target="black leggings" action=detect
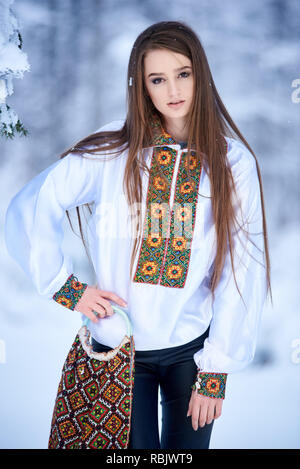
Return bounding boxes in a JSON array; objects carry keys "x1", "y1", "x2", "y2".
[{"x1": 92, "y1": 326, "x2": 213, "y2": 449}]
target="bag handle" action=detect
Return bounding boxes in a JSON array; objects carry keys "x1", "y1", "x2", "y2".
[{"x1": 82, "y1": 305, "x2": 133, "y2": 337}]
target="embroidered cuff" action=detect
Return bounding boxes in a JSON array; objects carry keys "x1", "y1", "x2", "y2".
[
  {"x1": 52, "y1": 273, "x2": 88, "y2": 311},
  {"x1": 191, "y1": 371, "x2": 228, "y2": 399}
]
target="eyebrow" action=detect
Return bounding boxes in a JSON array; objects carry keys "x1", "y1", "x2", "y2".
[{"x1": 147, "y1": 65, "x2": 192, "y2": 78}]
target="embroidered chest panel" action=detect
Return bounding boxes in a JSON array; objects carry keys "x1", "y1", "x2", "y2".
[{"x1": 133, "y1": 146, "x2": 202, "y2": 288}]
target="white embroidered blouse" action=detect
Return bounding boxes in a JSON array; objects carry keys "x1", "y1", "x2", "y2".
[{"x1": 4, "y1": 118, "x2": 268, "y2": 375}]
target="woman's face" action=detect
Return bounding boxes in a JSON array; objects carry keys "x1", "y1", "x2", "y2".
[{"x1": 143, "y1": 48, "x2": 194, "y2": 122}]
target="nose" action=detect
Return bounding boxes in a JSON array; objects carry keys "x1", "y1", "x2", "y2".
[{"x1": 167, "y1": 78, "x2": 180, "y2": 101}]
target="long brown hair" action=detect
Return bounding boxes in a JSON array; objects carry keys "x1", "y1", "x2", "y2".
[{"x1": 59, "y1": 20, "x2": 272, "y2": 307}]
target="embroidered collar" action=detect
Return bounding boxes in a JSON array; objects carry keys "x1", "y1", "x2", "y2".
[
  {"x1": 147, "y1": 113, "x2": 199, "y2": 152},
  {"x1": 148, "y1": 114, "x2": 227, "y2": 155},
  {"x1": 148, "y1": 113, "x2": 178, "y2": 147}
]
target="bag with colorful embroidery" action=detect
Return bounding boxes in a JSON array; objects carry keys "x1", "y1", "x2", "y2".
[{"x1": 48, "y1": 307, "x2": 135, "y2": 449}]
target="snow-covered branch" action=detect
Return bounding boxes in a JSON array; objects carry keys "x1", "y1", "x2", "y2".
[{"x1": 0, "y1": 0, "x2": 30, "y2": 138}]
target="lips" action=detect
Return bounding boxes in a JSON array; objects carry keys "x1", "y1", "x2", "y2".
[
  {"x1": 168, "y1": 100, "x2": 184, "y2": 104},
  {"x1": 167, "y1": 100, "x2": 185, "y2": 109}
]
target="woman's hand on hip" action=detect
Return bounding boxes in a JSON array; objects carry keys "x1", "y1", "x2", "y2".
[
  {"x1": 187, "y1": 390, "x2": 223, "y2": 431},
  {"x1": 74, "y1": 286, "x2": 127, "y2": 323}
]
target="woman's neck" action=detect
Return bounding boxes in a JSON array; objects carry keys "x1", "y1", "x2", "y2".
[{"x1": 162, "y1": 116, "x2": 189, "y2": 142}]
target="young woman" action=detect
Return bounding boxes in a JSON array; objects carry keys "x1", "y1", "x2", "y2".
[{"x1": 4, "y1": 21, "x2": 271, "y2": 449}]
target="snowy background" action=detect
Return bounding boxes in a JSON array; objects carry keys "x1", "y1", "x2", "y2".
[{"x1": 1, "y1": 0, "x2": 300, "y2": 449}]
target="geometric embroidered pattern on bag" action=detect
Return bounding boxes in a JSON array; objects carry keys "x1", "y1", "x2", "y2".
[{"x1": 48, "y1": 332, "x2": 135, "y2": 449}]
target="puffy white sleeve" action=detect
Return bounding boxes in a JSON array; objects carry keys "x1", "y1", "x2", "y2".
[
  {"x1": 193, "y1": 139, "x2": 268, "y2": 375},
  {"x1": 4, "y1": 151, "x2": 103, "y2": 299}
]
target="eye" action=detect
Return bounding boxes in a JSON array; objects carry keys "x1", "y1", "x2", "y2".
[
  {"x1": 150, "y1": 71, "x2": 191, "y2": 85},
  {"x1": 151, "y1": 77, "x2": 164, "y2": 85},
  {"x1": 179, "y1": 71, "x2": 191, "y2": 78}
]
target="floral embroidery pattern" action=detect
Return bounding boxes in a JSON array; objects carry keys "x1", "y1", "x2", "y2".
[
  {"x1": 133, "y1": 146, "x2": 202, "y2": 288},
  {"x1": 159, "y1": 151, "x2": 202, "y2": 288},
  {"x1": 133, "y1": 146, "x2": 177, "y2": 285},
  {"x1": 53, "y1": 274, "x2": 88, "y2": 310},
  {"x1": 191, "y1": 371, "x2": 227, "y2": 399},
  {"x1": 149, "y1": 113, "x2": 177, "y2": 146},
  {"x1": 133, "y1": 113, "x2": 230, "y2": 288}
]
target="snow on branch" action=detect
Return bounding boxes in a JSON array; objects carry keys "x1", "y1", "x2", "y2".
[{"x1": 0, "y1": 0, "x2": 30, "y2": 138}]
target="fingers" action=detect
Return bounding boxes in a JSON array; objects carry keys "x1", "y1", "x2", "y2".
[
  {"x1": 206, "y1": 400, "x2": 215, "y2": 425},
  {"x1": 186, "y1": 394, "x2": 193, "y2": 417},
  {"x1": 74, "y1": 286, "x2": 128, "y2": 320},
  {"x1": 97, "y1": 290, "x2": 127, "y2": 308},
  {"x1": 198, "y1": 399, "x2": 208, "y2": 429},
  {"x1": 188, "y1": 392, "x2": 223, "y2": 431},
  {"x1": 91, "y1": 289, "x2": 127, "y2": 317},
  {"x1": 189, "y1": 391, "x2": 203, "y2": 431},
  {"x1": 93, "y1": 298, "x2": 114, "y2": 317},
  {"x1": 214, "y1": 399, "x2": 223, "y2": 419},
  {"x1": 83, "y1": 308, "x2": 102, "y2": 324}
]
